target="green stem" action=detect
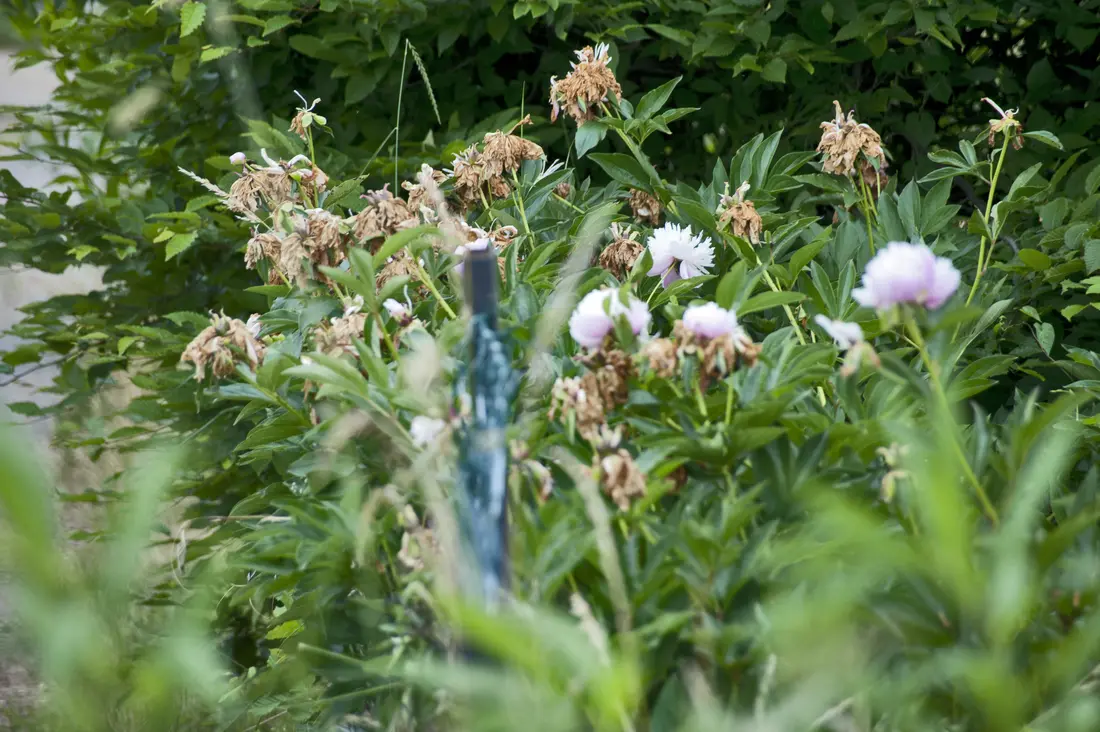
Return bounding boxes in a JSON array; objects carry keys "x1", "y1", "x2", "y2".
[
  {"x1": 965, "y1": 133, "x2": 1011, "y2": 305},
  {"x1": 394, "y1": 44, "x2": 409, "y2": 194},
  {"x1": 907, "y1": 319, "x2": 1000, "y2": 525},
  {"x1": 414, "y1": 260, "x2": 457, "y2": 319},
  {"x1": 511, "y1": 170, "x2": 532, "y2": 241},
  {"x1": 857, "y1": 174, "x2": 876, "y2": 254},
  {"x1": 376, "y1": 311, "x2": 400, "y2": 360},
  {"x1": 553, "y1": 193, "x2": 584, "y2": 213},
  {"x1": 694, "y1": 380, "x2": 708, "y2": 418},
  {"x1": 752, "y1": 251, "x2": 807, "y2": 346}
]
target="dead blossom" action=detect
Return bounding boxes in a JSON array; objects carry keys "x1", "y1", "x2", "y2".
[
  {"x1": 181, "y1": 313, "x2": 265, "y2": 381},
  {"x1": 816, "y1": 100, "x2": 886, "y2": 177},
  {"x1": 716, "y1": 181, "x2": 763, "y2": 245},
  {"x1": 599, "y1": 222, "x2": 644, "y2": 278},
  {"x1": 244, "y1": 231, "x2": 280, "y2": 269},
  {"x1": 629, "y1": 189, "x2": 662, "y2": 226},
  {"x1": 402, "y1": 165, "x2": 446, "y2": 213},
  {"x1": 577, "y1": 348, "x2": 634, "y2": 408},
  {"x1": 549, "y1": 43, "x2": 622, "y2": 126},
  {"x1": 672, "y1": 320, "x2": 761, "y2": 388},
  {"x1": 313, "y1": 312, "x2": 367, "y2": 357},
  {"x1": 549, "y1": 375, "x2": 607, "y2": 443},
  {"x1": 227, "y1": 168, "x2": 294, "y2": 214},
  {"x1": 376, "y1": 249, "x2": 421, "y2": 290},
  {"x1": 554, "y1": 181, "x2": 572, "y2": 198},
  {"x1": 983, "y1": 97, "x2": 1024, "y2": 149},
  {"x1": 446, "y1": 145, "x2": 487, "y2": 209},
  {"x1": 481, "y1": 116, "x2": 545, "y2": 182},
  {"x1": 599, "y1": 449, "x2": 647, "y2": 511},
  {"x1": 352, "y1": 185, "x2": 418, "y2": 246},
  {"x1": 640, "y1": 337, "x2": 678, "y2": 379}
]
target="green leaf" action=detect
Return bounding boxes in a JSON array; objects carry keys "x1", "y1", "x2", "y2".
[
  {"x1": 1036, "y1": 322, "x2": 1055, "y2": 355},
  {"x1": 180, "y1": 1, "x2": 206, "y2": 37},
  {"x1": 165, "y1": 232, "x2": 198, "y2": 260},
  {"x1": 199, "y1": 46, "x2": 235, "y2": 63},
  {"x1": 636, "y1": 77, "x2": 681, "y2": 120},
  {"x1": 761, "y1": 57, "x2": 787, "y2": 83},
  {"x1": 1084, "y1": 240, "x2": 1100, "y2": 274},
  {"x1": 788, "y1": 229, "x2": 829, "y2": 280},
  {"x1": 574, "y1": 122, "x2": 607, "y2": 158},
  {"x1": 262, "y1": 14, "x2": 295, "y2": 35},
  {"x1": 738, "y1": 290, "x2": 804, "y2": 316},
  {"x1": 589, "y1": 153, "x2": 654, "y2": 192},
  {"x1": 1017, "y1": 248, "x2": 1052, "y2": 271},
  {"x1": 1022, "y1": 130, "x2": 1063, "y2": 150},
  {"x1": 373, "y1": 225, "x2": 439, "y2": 267},
  {"x1": 647, "y1": 24, "x2": 693, "y2": 46}
]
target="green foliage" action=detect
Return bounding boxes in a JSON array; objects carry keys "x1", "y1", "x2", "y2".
[{"x1": 4, "y1": 0, "x2": 1100, "y2": 729}]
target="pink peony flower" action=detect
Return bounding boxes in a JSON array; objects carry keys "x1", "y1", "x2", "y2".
[
  {"x1": 813, "y1": 315, "x2": 863, "y2": 349},
  {"x1": 646, "y1": 223, "x2": 715, "y2": 288},
  {"x1": 852, "y1": 241, "x2": 960, "y2": 311},
  {"x1": 682, "y1": 302, "x2": 741, "y2": 339},
  {"x1": 569, "y1": 288, "x2": 651, "y2": 349}
]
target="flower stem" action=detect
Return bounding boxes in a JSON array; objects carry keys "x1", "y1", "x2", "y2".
[
  {"x1": 965, "y1": 133, "x2": 1012, "y2": 306},
  {"x1": 510, "y1": 170, "x2": 533, "y2": 241},
  {"x1": 376, "y1": 312, "x2": 400, "y2": 360},
  {"x1": 907, "y1": 319, "x2": 1000, "y2": 525},
  {"x1": 414, "y1": 260, "x2": 457, "y2": 319},
  {"x1": 857, "y1": 174, "x2": 876, "y2": 254}
]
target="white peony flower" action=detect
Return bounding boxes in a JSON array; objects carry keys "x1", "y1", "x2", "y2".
[
  {"x1": 645, "y1": 223, "x2": 715, "y2": 288},
  {"x1": 409, "y1": 416, "x2": 446, "y2": 447},
  {"x1": 814, "y1": 315, "x2": 864, "y2": 350}
]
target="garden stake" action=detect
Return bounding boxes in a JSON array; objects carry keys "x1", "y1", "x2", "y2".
[{"x1": 456, "y1": 245, "x2": 514, "y2": 623}]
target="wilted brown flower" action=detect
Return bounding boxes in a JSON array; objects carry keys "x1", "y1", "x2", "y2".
[
  {"x1": 629, "y1": 189, "x2": 661, "y2": 226},
  {"x1": 549, "y1": 43, "x2": 622, "y2": 126},
  {"x1": 275, "y1": 231, "x2": 311, "y2": 286},
  {"x1": 313, "y1": 312, "x2": 367, "y2": 357},
  {"x1": 549, "y1": 375, "x2": 607, "y2": 443},
  {"x1": 244, "y1": 230, "x2": 281, "y2": 269},
  {"x1": 402, "y1": 165, "x2": 447, "y2": 214},
  {"x1": 640, "y1": 337, "x2": 678, "y2": 378},
  {"x1": 554, "y1": 181, "x2": 572, "y2": 198},
  {"x1": 577, "y1": 348, "x2": 633, "y2": 409},
  {"x1": 445, "y1": 145, "x2": 489, "y2": 209},
  {"x1": 599, "y1": 449, "x2": 646, "y2": 511},
  {"x1": 673, "y1": 319, "x2": 761, "y2": 388},
  {"x1": 352, "y1": 185, "x2": 417, "y2": 247},
  {"x1": 817, "y1": 100, "x2": 886, "y2": 177},
  {"x1": 181, "y1": 312, "x2": 265, "y2": 381},
  {"x1": 598, "y1": 222, "x2": 644, "y2": 278},
  {"x1": 982, "y1": 97, "x2": 1024, "y2": 149},
  {"x1": 481, "y1": 115, "x2": 544, "y2": 184},
  {"x1": 376, "y1": 249, "x2": 421, "y2": 290},
  {"x1": 230, "y1": 168, "x2": 294, "y2": 214},
  {"x1": 716, "y1": 181, "x2": 763, "y2": 245}
]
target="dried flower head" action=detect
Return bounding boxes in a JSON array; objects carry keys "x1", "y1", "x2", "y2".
[
  {"x1": 716, "y1": 181, "x2": 763, "y2": 245},
  {"x1": 817, "y1": 100, "x2": 886, "y2": 177},
  {"x1": 599, "y1": 222, "x2": 644, "y2": 279},
  {"x1": 672, "y1": 313, "x2": 760, "y2": 387},
  {"x1": 555, "y1": 181, "x2": 572, "y2": 198},
  {"x1": 402, "y1": 164, "x2": 447, "y2": 213},
  {"x1": 549, "y1": 43, "x2": 622, "y2": 126},
  {"x1": 599, "y1": 449, "x2": 646, "y2": 511},
  {"x1": 549, "y1": 375, "x2": 607, "y2": 443},
  {"x1": 577, "y1": 348, "x2": 634, "y2": 411},
  {"x1": 376, "y1": 249, "x2": 421, "y2": 290},
  {"x1": 646, "y1": 223, "x2": 715, "y2": 288},
  {"x1": 629, "y1": 189, "x2": 662, "y2": 226},
  {"x1": 481, "y1": 115, "x2": 545, "y2": 190},
  {"x1": 313, "y1": 312, "x2": 367, "y2": 357},
  {"x1": 568, "y1": 288, "x2": 651, "y2": 350},
  {"x1": 352, "y1": 185, "x2": 417, "y2": 246},
  {"x1": 445, "y1": 145, "x2": 488, "y2": 209},
  {"x1": 276, "y1": 232, "x2": 310, "y2": 286},
  {"x1": 244, "y1": 230, "x2": 281, "y2": 269},
  {"x1": 181, "y1": 312, "x2": 266, "y2": 381},
  {"x1": 640, "y1": 337, "x2": 678, "y2": 378},
  {"x1": 852, "y1": 241, "x2": 960, "y2": 311},
  {"x1": 982, "y1": 97, "x2": 1024, "y2": 149}
]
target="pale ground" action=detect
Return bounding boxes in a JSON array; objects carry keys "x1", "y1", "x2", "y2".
[{"x1": 0, "y1": 47, "x2": 104, "y2": 726}]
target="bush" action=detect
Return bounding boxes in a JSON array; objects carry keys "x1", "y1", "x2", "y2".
[{"x1": 4, "y1": 1, "x2": 1100, "y2": 730}]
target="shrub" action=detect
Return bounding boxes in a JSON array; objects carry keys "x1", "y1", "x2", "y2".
[{"x1": 4, "y1": 2, "x2": 1100, "y2": 730}]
